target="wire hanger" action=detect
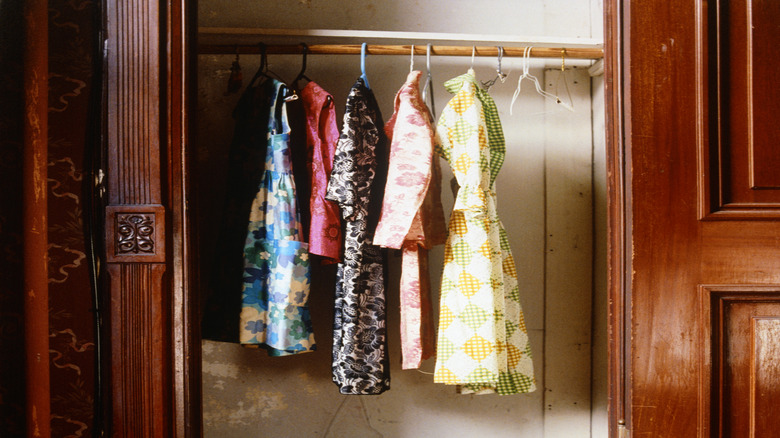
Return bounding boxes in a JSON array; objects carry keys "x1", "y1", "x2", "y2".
[
  {"x1": 469, "y1": 46, "x2": 476, "y2": 74},
  {"x1": 422, "y1": 43, "x2": 436, "y2": 117},
  {"x1": 481, "y1": 46, "x2": 508, "y2": 90},
  {"x1": 360, "y1": 42, "x2": 371, "y2": 89},
  {"x1": 510, "y1": 46, "x2": 572, "y2": 115}
]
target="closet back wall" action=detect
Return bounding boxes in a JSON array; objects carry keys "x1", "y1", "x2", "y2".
[{"x1": 195, "y1": 0, "x2": 606, "y2": 436}]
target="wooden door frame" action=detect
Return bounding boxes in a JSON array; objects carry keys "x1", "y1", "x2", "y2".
[
  {"x1": 102, "y1": 0, "x2": 199, "y2": 435},
  {"x1": 102, "y1": 1, "x2": 626, "y2": 436},
  {"x1": 603, "y1": 0, "x2": 629, "y2": 437}
]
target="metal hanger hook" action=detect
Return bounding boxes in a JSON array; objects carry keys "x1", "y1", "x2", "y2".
[
  {"x1": 410, "y1": 44, "x2": 415, "y2": 73},
  {"x1": 426, "y1": 43, "x2": 432, "y2": 72},
  {"x1": 561, "y1": 48, "x2": 566, "y2": 71},
  {"x1": 497, "y1": 46, "x2": 507, "y2": 82}
]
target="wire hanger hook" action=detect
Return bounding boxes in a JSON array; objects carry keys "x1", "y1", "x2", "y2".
[{"x1": 482, "y1": 46, "x2": 508, "y2": 90}]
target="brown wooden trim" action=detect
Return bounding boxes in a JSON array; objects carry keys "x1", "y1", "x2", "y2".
[
  {"x1": 104, "y1": 0, "x2": 172, "y2": 435},
  {"x1": 105, "y1": 0, "x2": 161, "y2": 207},
  {"x1": 695, "y1": 0, "x2": 714, "y2": 221},
  {"x1": 108, "y1": 263, "x2": 168, "y2": 436},
  {"x1": 22, "y1": 0, "x2": 50, "y2": 435},
  {"x1": 166, "y1": 0, "x2": 201, "y2": 436},
  {"x1": 604, "y1": 0, "x2": 627, "y2": 437}
]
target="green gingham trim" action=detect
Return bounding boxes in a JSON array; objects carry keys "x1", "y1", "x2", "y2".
[
  {"x1": 496, "y1": 370, "x2": 536, "y2": 395},
  {"x1": 461, "y1": 371, "x2": 536, "y2": 395},
  {"x1": 475, "y1": 84, "x2": 506, "y2": 187}
]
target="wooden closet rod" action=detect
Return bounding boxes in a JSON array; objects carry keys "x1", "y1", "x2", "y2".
[{"x1": 198, "y1": 44, "x2": 603, "y2": 59}]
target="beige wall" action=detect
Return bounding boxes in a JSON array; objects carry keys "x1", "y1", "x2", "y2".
[{"x1": 196, "y1": 1, "x2": 606, "y2": 436}]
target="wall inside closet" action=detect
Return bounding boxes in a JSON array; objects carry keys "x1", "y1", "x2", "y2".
[{"x1": 195, "y1": 0, "x2": 607, "y2": 437}]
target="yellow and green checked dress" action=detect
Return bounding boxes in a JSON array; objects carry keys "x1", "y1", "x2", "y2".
[{"x1": 433, "y1": 69, "x2": 536, "y2": 395}]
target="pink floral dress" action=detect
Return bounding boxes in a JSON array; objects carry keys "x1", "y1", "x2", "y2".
[
  {"x1": 300, "y1": 81, "x2": 342, "y2": 263},
  {"x1": 373, "y1": 70, "x2": 446, "y2": 369}
]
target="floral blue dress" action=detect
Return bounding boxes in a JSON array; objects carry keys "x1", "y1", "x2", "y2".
[{"x1": 239, "y1": 79, "x2": 315, "y2": 356}]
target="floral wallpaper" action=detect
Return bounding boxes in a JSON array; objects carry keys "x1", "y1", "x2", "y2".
[{"x1": 0, "y1": 0, "x2": 98, "y2": 436}]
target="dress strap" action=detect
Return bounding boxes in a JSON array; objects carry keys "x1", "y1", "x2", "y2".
[{"x1": 269, "y1": 80, "x2": 291, "y2": 136}]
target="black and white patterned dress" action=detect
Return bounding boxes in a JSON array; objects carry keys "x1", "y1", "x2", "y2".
[{"x1": 325, "y1": 78, "x2": 390, "y2": 394}]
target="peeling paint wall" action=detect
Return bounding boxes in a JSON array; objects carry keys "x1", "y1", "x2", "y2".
[{"x1": 197, "y1": 1, "x2": 606, "y2": 436}]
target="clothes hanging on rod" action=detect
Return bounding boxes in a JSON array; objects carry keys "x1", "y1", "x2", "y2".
[
  {"x1": 433, "y1": 69, "x2": 536, "y2": 395},
  {"x1": 325, "y1": 76, "x2": 391, "y2": 395},
  {"x1": 202, "y1": 40, "x2": 559, "y2": 394},
  {"x1": 239, "y1": 79, "x2": 316, "y2": 355},
  {"x1": 373, "y1": 69, "x2": 446, "y2": 370},
  {"x1": 299, "y1": 81, "x2": 342, "y2": 263},
  {"x1": 201, "y1": 65, "x2": 277, "y2": 344}
]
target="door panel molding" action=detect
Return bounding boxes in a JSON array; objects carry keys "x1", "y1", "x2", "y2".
[
  {"x1": 697, "y1": 0, "x2": 780, "y2": 220},
  {"x1": 698, "y1": 285, "x2": 780, "y2": 437}
]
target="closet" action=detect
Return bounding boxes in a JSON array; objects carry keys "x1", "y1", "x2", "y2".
[
  {"x1": 95, "y1": 0, "x2": 780, "y2": 436},
  {"x1": 193, "y1": 1, "x2": 606, "y2": 437}
]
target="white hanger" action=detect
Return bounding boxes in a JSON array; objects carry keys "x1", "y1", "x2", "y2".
[{"x1": 510, "y1": 46, "x2": 573, "y2": 115}]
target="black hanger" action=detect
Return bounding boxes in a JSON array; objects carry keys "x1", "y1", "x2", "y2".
[
  {"x1": 293, "y1": 43, "x2": 311, "y2": 86},
  {"x1": 248, "y1": 42, "x2": 268, "y2": 85},
  {"x1": 249, "y1": 42, "x2": 285, "y2": 86}
]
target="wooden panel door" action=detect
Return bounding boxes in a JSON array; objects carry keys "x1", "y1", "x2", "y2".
[{"x1": 608, "y1": 0, "x2": 780, "y2": 436}]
